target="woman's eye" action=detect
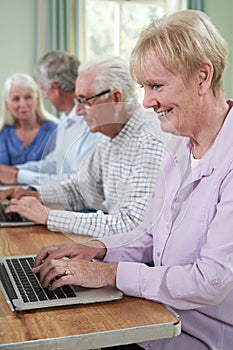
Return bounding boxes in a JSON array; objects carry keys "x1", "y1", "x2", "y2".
[{"x1": 152, "y1": 84, "x2": 163, "y2": 90}]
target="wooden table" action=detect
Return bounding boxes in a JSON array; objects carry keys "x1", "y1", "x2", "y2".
[{"x1": 0, "y1": 225, "x2": 181, "y2": 349}]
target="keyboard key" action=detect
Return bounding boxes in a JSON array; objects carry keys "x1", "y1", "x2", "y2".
[
  {"x1": 6, "y1": 257, "x2": 76, "y2": 303},
  {"x1": 0, "y1": 204, "x2": 24, "y2": 223}
]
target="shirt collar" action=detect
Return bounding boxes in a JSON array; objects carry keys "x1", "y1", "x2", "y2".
[
  {"x1": 175, "y1": 100, "x2": 233, "y2": 179},
  {"x1": 60, "y1": 105, "x2": 85, "y2": 128}
]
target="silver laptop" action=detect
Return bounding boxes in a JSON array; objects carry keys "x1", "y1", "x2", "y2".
[
  {"x1": 0, "y1": 254, "x2": 123, "y2": 311},
  {"x1": 0, "y1": 202, "x2": 36, "y2": 227}
]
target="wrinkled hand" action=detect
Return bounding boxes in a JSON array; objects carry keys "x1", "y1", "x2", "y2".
[
  {"x1": 0, "y1": 186, "x2": 38, "y2": 202},
  {"x1": 5, "y1": 196, "x2": 49, "y2": 224},
  {"x1": 34, "y1": 241, "x2": 107, "y2": 268},
  {"x1": 0, "y1": 164, "x2": 18, "y2": 184},
  {"x1": 32, "y1": 257, "x2": 117, "y2": 290}
]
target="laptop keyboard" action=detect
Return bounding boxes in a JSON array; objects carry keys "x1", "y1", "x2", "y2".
[
  {"x1": 0, "y1": 203, "x2": 25, "y2": 223},
  {"x1": 6, "y1": 257, "x2": 76, "y2": 303}
]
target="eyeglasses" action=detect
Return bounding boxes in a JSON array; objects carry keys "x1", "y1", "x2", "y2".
[{"x1": 74, "y1": 89, "x2": 111, "y2": 108}]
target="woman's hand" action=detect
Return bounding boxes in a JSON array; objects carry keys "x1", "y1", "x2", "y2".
[
  {"x1": 4, "y1": 196, "x2": 49, "y2": 224},
  {"x1": 34, "y1": 241, "x2": 107, "y2": 267},
  {"x1": 32, "y1": 257, "x2": 117, "y2": 290}
]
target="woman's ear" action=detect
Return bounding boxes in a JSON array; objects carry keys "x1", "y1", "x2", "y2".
[{"x1": 197, "y1": 62, "x2": 213, "y2": 95}]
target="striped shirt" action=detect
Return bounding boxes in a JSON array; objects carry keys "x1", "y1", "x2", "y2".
[{"x1": 39, "y1": 108, "x2": 167, "y2": 238}]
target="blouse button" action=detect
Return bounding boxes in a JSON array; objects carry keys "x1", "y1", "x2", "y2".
[{"x1": 211, "y1": 279, "x2": 219, "y2": 286}]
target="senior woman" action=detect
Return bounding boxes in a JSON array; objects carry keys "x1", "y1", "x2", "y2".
[
  {"x1": 0, "y1": 73, "x2": 58, "y2": 165},
  {"x1": 11, "y1": 10, "x2": 233, "y2": 349}
]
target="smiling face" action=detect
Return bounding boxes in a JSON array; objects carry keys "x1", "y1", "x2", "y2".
[
  {"x1": 6, "y1": 84, "x2": 38, "y2": 122},
  {"x1": 139, "y1": 55, "x2": 203, "y2": 138}
]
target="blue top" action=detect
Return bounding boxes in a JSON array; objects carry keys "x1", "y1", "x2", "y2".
[
  {"x1": 17, "y1": 108, "x2": 103, "y2": 185},
  {"x1": 0, "y1": 121, "x2": 57, "y2": 165}
]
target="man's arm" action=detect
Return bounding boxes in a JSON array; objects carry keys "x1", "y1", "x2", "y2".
[
  {"x1": 44, "y1": 136, "x2": 165, "y2": 237},
  {"x1": 0, "y1": 164, "x2": 18, "y2": 184}
]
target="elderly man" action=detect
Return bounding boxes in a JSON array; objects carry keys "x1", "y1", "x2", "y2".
[
  {"x1": 1, "y1": 56, "x2": 167, "y2": 238},
  {"x1": 0, "y1": 51, "x2": 101, "y2": 185}
]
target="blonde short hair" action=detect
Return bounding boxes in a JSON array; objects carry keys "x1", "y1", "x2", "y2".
[{"x1": 130, "y1": 10, "x2": 228, "y2": 96}]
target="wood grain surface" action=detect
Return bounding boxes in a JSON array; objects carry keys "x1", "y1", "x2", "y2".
[{"x1": 0, "y1": 225, "x2": 180, "y2": 349}]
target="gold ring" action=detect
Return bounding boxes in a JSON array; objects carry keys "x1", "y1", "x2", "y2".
[{"x1": 63, "y1": 268, "x2": 68, "y2": 276}]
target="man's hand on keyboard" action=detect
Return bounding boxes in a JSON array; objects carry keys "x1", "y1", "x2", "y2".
[
  {"x1": 4, "y1": 196, "x2": 49, "y2": 225},
  {"x1": 0, "y1": 186, "x2": 38, "y2": 202}
]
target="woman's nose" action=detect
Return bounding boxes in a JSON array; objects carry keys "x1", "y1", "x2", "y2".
[
  {"x1": 19, "y1": 98, "x2": 27, "y2": 106},
  {"x1": 142, "y1": 91, "x2": 158, "y2": 109}
]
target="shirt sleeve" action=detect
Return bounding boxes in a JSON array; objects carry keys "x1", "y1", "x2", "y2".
[
  {"x1": 17, "y1": 151, "x2": 57, "y2": 185},
  {"x1": 101, "y1": 168, "x2": 233, "y2": 311},
  {"x1": 17, "y1": 168, "x2": 61, "y2": 185},
  {"x1": 40, "y1": 135, "x2": 165, "y2": 237},
  {"x1": 16, "y1": 127, "x2": 102, "y2": 185}
]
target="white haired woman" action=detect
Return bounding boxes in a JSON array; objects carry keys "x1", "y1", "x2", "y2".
[{"x1": 0, "y1": 73, "x2": 58, "y2": 165}]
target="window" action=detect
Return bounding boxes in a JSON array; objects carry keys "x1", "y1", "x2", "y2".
[
  {"x1": 79, "y1": 0, "x2": 186, "y2": 62},
  {"x1": 78, "y1": 0, "x2": 186, "y2": 102}
]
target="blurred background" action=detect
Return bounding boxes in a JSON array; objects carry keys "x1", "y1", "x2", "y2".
[{"x1": 0, "y1": 0, "x2": 233, "y2": 112}]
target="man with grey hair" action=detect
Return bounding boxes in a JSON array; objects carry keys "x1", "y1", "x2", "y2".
[
  {"x1": 0, "y1": 51, "x2": 102, "y2": 185},
  {"x1": 2, "y1": 56, "x2": 167, "y2": 238}
]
